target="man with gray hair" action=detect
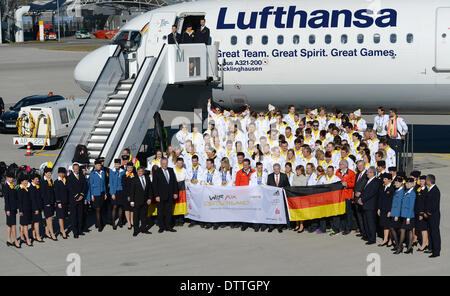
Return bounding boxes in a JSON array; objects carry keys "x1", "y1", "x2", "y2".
[
  {"x1": 266, "y1": 163, "x2": 290, "y2": 233},
  {"x1": 353, "y1": 160, "x2": 368, "y2": 238},
  {"x1": 356, "y1": 166, "x2": 380, "y2": 244}
]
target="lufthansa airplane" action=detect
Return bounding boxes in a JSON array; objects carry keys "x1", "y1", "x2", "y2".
[{"x1": 74, "y1": 0, "x2": 450, "y2": 114}]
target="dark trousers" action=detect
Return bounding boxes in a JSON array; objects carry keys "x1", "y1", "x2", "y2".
[
  {"x1": 354, "y1": 203, "x2": 366, "y2": 235},
  {"x1": 81, "y1": 202, "x2": 89, "y2": 231},
  {"x1": 157, "y1": 199, "x2": 174, "y2": 230},
  {"x1": 133, "y1": 203, "x2": 148, "y2": 232},
  {"x1": 363, "y1": 210, "x2": 377, "y2": 242},
  {"x1": 70, "y1": 203, "x2": 83, "y2": 236},
  {"x1": 102, "y1": 195, "x2": 112, "y2": 224},
  {"x1": 340, "y1": 199, "x2": 353, "y2": 231},
  {"x1": 428, "y1": 214, "x2": 441, "y2": 256},
  {"x1": 310, "y1": 218, "x2": 327, "y2": 232},
  {"x1": 389, "y1": 138, "x2": 404, "y2": 170}
]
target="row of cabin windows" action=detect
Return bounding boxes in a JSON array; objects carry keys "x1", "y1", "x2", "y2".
[{"x1": 232, "y1": 33, "x2": 414, "y2": 46}]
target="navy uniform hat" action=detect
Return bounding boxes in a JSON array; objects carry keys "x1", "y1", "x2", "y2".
[
  {"x1": 58, "y1": 167, "x2": 66, "y2": 174},
  {"x1": 376, "y1": 160, "x2": 386, "y2": 167},
  {"x1": 97, "y1": 157, "x2": 105, "y2": 162},
  {"x1": 30, "y1": 173, "x2": 40, "y2": 180},
  {"x1": 44, "y1": 167, "x2": 52, "y2": 174},
  {"x1": 410, "y1": 170, "x2": 421, "y2": 178},
  {"x1": 388, "y1": 166, "x2": 397, "y2": 172},
  {"x1": 394, "y1": 176, "x2": 404, "y2": 183},
  {"x1": 419, "y1": 175, "x2": 427, "y2": 180},
  {"x1": 397, "y1": 171, "x2": 406, "y2": 178},
  {"x1": 18, "y1": 175, "x2": 29, "y2": 183},
  {"x1": 114, "y1": 158, "x2": 121, "y2": 164},
  {"x1": 94, "y1": 160, "x2": 102, "y2": 165},
  {"x1": 126, "y1": 161, "x2": 134, "y2": 167},
  {"x1": 381, "y1": 173, "x2": 392, "y2": 180},
  {"x1": 6, "y1": 171, "x2": 15, "y2": 178},
  {"x1": 406, "y1": 177, "x2": 415, "y2": 183}
]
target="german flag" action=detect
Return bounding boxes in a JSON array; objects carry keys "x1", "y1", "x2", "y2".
[
  {"x1": 148, "y1": 181, "x2": 187, "y2": 216},
  {"x1": 285, "y1": 182, "x2": 345, "y2": 221}
]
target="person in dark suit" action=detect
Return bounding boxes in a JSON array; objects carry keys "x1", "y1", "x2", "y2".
[
  {"x1": 353, "y1": 160, "x2": 368, "y2": 238},
  {"x1": 167, "y1": 25, "x2": 181, "y2": 44},
  {"x1": 3, "y1": 171, "x2": 20, "y2": 248},
  {"x1": 424, "y1": 174, "x2": 441, "y2": 258},
  {"x1": 29, "y1": 174, "x2": 44, "y2": 243},
  {"x1": 153, "y1": 158, "x2": 178, "y2": 233},
  {"x1": 130, "y1": 166, "x2": 152, "y2": 236},
  {"x1": 357, "y1": 167, "x2": 380, "y2": 245},
  {"x1": 266, "y1": 163, "x2": 290, "y2": 233},
  {"x1": 67, "y1": 163, "x2": 86, "y2": 238},
  {"x1": 195, "y1": 18, "x2": 210, "y2": 44},
  {"x1": 18, "y1": 176, "x2": 33, "y2": 247},
  {"x1": 181, "y1": 24, "x2": 195, "y2": 43},
  {"x1": 54, "y1": 167, "x2": 69, "y2": 239},
  {"x1": 41, "y1": 167, "x2": 57, "y2": 241}
]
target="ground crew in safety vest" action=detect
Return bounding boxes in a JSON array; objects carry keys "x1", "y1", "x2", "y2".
[{"x1": 121, "y1": 148, "x2": 140, "y2": 171}]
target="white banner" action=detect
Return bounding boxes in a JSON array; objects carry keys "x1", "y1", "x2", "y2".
[{"x1": 186, "y1": 184, "x2": 287, "y2": 224}]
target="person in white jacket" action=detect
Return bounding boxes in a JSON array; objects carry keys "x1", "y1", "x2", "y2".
[{"x1": 250, "y1": 162, "x2": 268, "y2": 185}]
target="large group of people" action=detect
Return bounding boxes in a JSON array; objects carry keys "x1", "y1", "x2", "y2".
[{"x1": 1, "y1": 100, "x2": 441, "y2": 258}]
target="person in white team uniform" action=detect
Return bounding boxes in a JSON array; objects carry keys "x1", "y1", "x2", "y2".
[
  {"x1": 373, "y1": 106, "x2": 390, "y2": 138},
  {"x1": 352, "y1": 109, "x2": 367, "y2": 134},
  {"x1": 378, "y1": 138, "x2": 396, "y2": 169},
  {"x1": 200, "y1": 159, "x2": 221, "y2": 186},
  {"x1": 305, "y1": 163, "x2": 318, "y2": 186},
  {"x1": 250, "y1": 162, "x2": 268, "y2": 186},
  {"x1": 186, "y1": 155, "x2": 204, "y2": 186},
  {"x1": 175, "y1": 123, "x2": 190, "y2": 149},
  {"x1": 319, "y1": 166, "x2": 342, "y2": 185}
]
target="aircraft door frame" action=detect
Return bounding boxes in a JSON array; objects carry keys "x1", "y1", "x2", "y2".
[{"x1": 145, "y1": 11, "x2": 177, "y2": 57}]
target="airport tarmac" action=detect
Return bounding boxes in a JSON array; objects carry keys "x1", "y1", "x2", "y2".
[{"x1": 0, "y1": 41, "x2": 448, "y2": 275}]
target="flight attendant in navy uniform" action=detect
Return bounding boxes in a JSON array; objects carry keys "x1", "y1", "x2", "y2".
[
  {"x1": 121, "y1": 162, "x2": 136, "y2": 230},
  {"x1": 41, "y1": 167, "x2": 57, "y2": 241},
  {"x1": 18, "y1": 176, "x2": 33, "y2": 247},
  {"x1": 54, "y1": 167, "x2": 69, "y2": 239},
  {"x1": 110, "y1": 159, "x2": 126, "y2": 230},
  {"x1": 415, "y1": 175, "x2": 429, "y2": 251},
  {"x1": 67, "y1": 163, "x2": 86, "y2": 238},
  {"x1": 377, "y1": 173, "x2": 394, "y2": 247},
  {"x1": 90, "y1": 160, "x2": 107, "y2": 232},
  {"x1": 30, "y1": 174, "x2": 44, "y2": 243},
  {"x1": 3, "y1": 171, "x2": 20, "y2": 248}
]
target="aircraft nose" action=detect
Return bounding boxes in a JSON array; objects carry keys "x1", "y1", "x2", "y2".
[{"x1": 74, "y1": 45, "x2": 116, "y2": 93}]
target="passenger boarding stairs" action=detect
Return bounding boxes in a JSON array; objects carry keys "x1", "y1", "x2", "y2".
[
  {"x1": 52, "y1": 43, "x2": 219, "y2": 178},
  {"x1": 87, "y1": 78, "x2": 134, "y2": 162}
]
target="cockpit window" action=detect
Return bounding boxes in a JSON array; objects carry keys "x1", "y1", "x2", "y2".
[{"x1": 112, "y1": 30, "x2": 142, "y2": 52}]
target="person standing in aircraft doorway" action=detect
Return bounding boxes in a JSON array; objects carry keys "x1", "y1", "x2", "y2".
[
  {"x1": 195, "y1": 18, "x2": 210, "y2": 45},
  {"x1": 182, "y1": 24, "x2": 195, "y2": 43},
  {"x1": 167, "y1": 25, "x2": 181, "y2": 44}
]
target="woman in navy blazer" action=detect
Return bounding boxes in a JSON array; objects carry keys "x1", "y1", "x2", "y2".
[
  {"x1": 29, "y1": 174, "x2": 44, "y2": 243},
  {"x1": 3, "y1": 172, "x2": 20, "y2": 248},
  {"x1": 18, "y1": 176, "x2": 33, "y2": 247},
  {"x1": 391, "y1": 177, "x2": 417, "y2": 254},
  {"x1": 41, "y1": 167, "x2": 57, "y2": 241},
  {"x1": 54, "y1": 167, "x2": 69, "y2": 239}
]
